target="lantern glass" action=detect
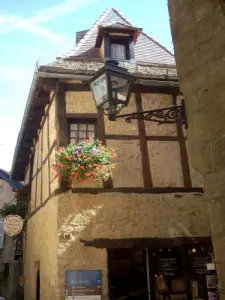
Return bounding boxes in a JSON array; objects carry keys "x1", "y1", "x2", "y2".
[
  {"x1": 111, "y1": 74, "x2": 130, "y2": 105},
  {"x1": 89, "y1": 61, "x2": 134, "y2": 118},
  {"x1": 90, "y1": 73, "x2": 108, "y2": 108}
]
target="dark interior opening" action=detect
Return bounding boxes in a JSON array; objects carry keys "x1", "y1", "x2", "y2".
[
  {"x1": 108, "y1": 244, "x2": 218, "y2": 300},
  {"x1": 108, "y1": 249, "x2": 148, "y2": 300},
  {"x1": 36, "y1": 269, "x2": 40, "y2": 300}
]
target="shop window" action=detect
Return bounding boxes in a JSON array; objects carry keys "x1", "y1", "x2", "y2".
[
  {"x1": 67, "y1": 120, "x2": 96, "y2": 144},
  {"x1": 149, "y1": 245, "x2": 217, "y2": 300}
]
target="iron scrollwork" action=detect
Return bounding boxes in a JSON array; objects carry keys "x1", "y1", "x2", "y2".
[{"x1": 114, "y1": 101, "x2": 188, "y2": 129}]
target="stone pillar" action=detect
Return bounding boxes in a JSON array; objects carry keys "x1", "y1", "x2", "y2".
[{"x1": 168, "y1": 0, "x2": 225, "y2": 298}]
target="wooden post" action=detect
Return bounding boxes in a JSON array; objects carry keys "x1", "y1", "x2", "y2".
[{"x1": 135, "y1": 92, "x2": 153, "y2": 187}]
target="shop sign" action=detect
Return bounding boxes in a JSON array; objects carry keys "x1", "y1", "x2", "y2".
[
  {"x1": 65, "y1": 270, "x2": 101, "y2": 300},
  {"x1": 3, "y1": 215, "x2": 23, "y2": 237}
]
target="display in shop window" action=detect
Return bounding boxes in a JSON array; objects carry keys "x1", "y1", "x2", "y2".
[{"x1": 206, "y1": 275, "x2": 217, "y2": 289}]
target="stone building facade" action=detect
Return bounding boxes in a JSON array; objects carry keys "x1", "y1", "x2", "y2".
[
  {"x1": 11, "y1": 7, "x2": 214, "y2": 300},
  {"x1": 168, "y1": 0, "x2": 225, "y2": 298},
  {"x1": 0, "y1": 169, "x2": 23, "y2": 300}
]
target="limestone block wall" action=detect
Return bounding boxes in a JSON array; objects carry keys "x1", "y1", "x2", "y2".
[
  {"x1": 57, "y1": 190, "x2": 210, "y2": 300},
  {"x1": 24, "y1": 196, "x2": 58, "y2": 300},
  {"x1": 168, "y1": 0, "x2": 225, "y2": 297}
]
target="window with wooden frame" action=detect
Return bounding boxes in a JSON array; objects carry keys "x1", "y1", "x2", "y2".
[
  {"x1": 109, "y1": 36, "x2": 130, "y2": 61},
  {"x1": 67, "y1": 119, "x2": 96, "y2": 144}
]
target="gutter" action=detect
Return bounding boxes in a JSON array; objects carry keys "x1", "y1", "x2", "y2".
[{"x1": 10, "y1": 70, "x2": 179, "y2": 180}]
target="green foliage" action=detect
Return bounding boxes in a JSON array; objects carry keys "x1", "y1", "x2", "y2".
[
  {"x1": 0, "y1": 186, "x2": 29, "y2": 231},
  {"x1": 52, "y1": 139, "x2": 118, "y2": 185},
  {"x1": 0, "y1": 273, "x2": 8, "y2": 287}
]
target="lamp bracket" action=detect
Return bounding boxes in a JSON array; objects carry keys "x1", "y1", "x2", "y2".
[{"x1": 111, "y1": 100, "x2": 188, "y2": 129}]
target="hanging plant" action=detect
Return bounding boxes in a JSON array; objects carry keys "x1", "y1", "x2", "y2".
[
  {"x1": 0, "y1": 185, "x2": 29, "y2": 232},
  {"x1": 52, "y1": 139, "x2": 118, "y2": 185}
]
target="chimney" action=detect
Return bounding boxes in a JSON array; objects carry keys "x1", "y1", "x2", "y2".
[{"x1": 76, "y1": 30, "x2": 88, "y2": 44}]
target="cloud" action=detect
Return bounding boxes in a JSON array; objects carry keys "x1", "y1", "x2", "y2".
[{"x1": 0, "y1": 0, "x2": 98, "y2": 41}]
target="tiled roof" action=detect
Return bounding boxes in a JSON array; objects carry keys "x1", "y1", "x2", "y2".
[{"x1": 43, "y1": 7, "x2": 175, "y2": 71}]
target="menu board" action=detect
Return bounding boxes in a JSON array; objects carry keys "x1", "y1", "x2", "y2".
[
  {"x1": 159, "y1": 257, "x2": 178, "y2": 276},
  {"x1": 191, "y1": 256, "x2": 211, "y2": 274},
  {"x1": 65, "y1": 270, "x2": 101, "y2": 300}
]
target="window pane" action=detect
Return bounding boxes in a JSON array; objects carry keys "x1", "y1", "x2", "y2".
[
  {"x1": 79, "y1": 131, "x2": 86, "y2": 139},
  {"x1": 70, "y1": 124, "x2": 78, "y2": 130},
  {"x1": 79, "y1": 124, "x2": 86, "y2": 131},
  {"x1": 88, "y1": 131, "x2": 95, "y2": 138},
  {"x1": 70, "y1": 131, "x2": 78, "y2": 138},
  {"x1": 87, "y1": 124, "x2": 95, "y2": 131},
  {"x1": 111, "y1": 43, "x2": 126, "y2": 60}
]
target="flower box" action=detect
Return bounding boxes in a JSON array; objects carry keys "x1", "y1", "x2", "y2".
[{"x1": 52, "y1": 139, "x2": 118, "y2": 187}]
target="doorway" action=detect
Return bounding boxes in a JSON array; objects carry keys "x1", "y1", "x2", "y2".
[
  {"x1": 36, "y1": 269, "x2": 40, "y2": 300},
  {"x1": 108, "y1": 249, "x2": 149, "y2": 300}
]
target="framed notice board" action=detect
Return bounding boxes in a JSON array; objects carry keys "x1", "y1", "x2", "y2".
[{"x1": 65, "y1": 270, "x2": 101, "y2": 299}]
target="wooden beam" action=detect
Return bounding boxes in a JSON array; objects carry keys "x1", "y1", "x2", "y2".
[
  {"x1": 97, "y1": 109, "x2": 113, "y2": 188},
  {"x1": 63, "y1": 83, "x2": 180, "y2": 95},
  {"x1": 173, "y1": 95, "x2": 192, "y2": 188},
  {"x1": 106, "y1": 134, "x2": 179, "y2": 141},
  {"x1": 55, "y1": 82, "x2": 68, "y2": 146},
  {"x1": 71, "y1": 187, "x2": 203, "y2": 194},
  {"x1": 134, "y1": 84, "x2": 180, "y2": 95},
  {"x1": 67, "y1": 113, "x2": 98, "y2": 119},
  {"x1": 34, "y1": 96, "x2": 50, "y2": 107},
  {"x1": 64, "y1": 83, "x2": 90, "y2": 92},
  {"x1": 135, "y1": 93, "x2": 153, "y2": 187},
  {"x1": 81, "y1": 236, "x2": 211, "y2": 249}
]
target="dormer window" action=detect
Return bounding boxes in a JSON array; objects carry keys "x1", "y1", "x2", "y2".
[
  {"x1": 110, "y1": 37, "x2": 130, "y2": 60},
  {"x1": 95, "y1": 23, "x2": 142, "y2": 62}
]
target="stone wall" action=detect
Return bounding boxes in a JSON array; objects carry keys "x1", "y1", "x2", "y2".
[
  {"x1": 168, "y1": 0, "x2": 225, "y2": 297},
  {"x1": 24, "y1": 196, "x2": 58, "y2": 300},
  {"x1": 57, "y1": 190, "x2": 210, "y2": 300}
]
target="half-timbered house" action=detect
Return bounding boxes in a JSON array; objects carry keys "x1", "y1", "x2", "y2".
[{"x1": 10, "y1": 8, "x2": 215, "y2": 300}]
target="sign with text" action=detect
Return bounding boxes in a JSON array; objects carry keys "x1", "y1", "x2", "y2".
[
  {"x1": 65, "y1": 270, "x2": 101, "y2": 300},
  {"x1": 3, "y1": 215, "x2": 23, "y2": 237}
]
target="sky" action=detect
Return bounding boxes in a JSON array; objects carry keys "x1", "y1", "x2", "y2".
[{"x1": 0, "y1": 0, "x2": 173, "y2": 172}]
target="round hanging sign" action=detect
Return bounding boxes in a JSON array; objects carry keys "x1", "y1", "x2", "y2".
[{"x1": 3, "y1": 215, "x2": 24, "y2": 237}]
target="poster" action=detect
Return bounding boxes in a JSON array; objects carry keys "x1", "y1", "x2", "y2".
[
  {"x1": 65, "y1": 270, "x2": 101, "y2": 300},
  {"x1": 206, "y1": 275, "x2": 217, "y2": 289}
]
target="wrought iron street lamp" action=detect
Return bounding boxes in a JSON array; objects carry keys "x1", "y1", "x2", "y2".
[{"x1": 89, "y1": 60, "x2": 187, "y2": 128}]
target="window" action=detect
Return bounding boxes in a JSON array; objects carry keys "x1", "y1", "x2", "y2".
[
  {"x1": 108, "y1": 36, "x2": 131, "y2": 61},
  {"x1": 68, "y1": 121, "x2": 96, "y2": 144},
  {"x1": 111, "y1": 43, "x2": 127, "y2": 60}
]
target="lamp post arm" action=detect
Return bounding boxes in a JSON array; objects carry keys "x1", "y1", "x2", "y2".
[{"x1": 111, "y1": 100, "x2": 188, "y2": 129}]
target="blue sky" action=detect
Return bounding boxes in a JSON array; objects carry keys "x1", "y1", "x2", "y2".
[{"x1": 0, "y1": 0, "x2": 173, "y2": 172}]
